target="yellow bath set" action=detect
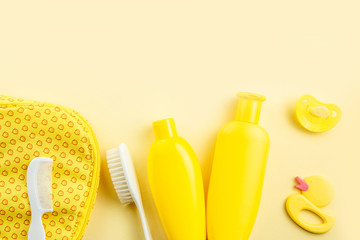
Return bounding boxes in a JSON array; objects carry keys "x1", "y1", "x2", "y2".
[
  {"x1": 0, "y1": 95, "x2": 100, "y2": 240},
  {"x1": 286, "y1": 176, "x2": 335, "y2": 234}
]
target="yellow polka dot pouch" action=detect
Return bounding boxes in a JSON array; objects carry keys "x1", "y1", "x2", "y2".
[{"x1": 0, "y1": 95, "x2": 100, "y2": 240}]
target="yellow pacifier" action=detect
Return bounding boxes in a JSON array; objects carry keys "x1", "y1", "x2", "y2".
[
  {"x1": 286, "y1": 176, "x2": 335, "y2": 234},
  {"x1": 296, "y1": 95, "x2": 341, "y2": 132}
]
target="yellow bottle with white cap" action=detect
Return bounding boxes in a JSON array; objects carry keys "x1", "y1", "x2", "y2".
[
  {"x1": 207, "y1": 92, "x2": 270, "y2": 240},
  {"x1": 147, "y1": 118, "x2": 206, "y2": 240}
]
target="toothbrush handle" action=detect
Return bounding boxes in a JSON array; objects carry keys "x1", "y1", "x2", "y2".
[
  {"x1": 137, "y1": 203, "x2": 152, "y2": 240},
  {"x1": 28, "y1": 211, "x2": 45, "y2": 240}
]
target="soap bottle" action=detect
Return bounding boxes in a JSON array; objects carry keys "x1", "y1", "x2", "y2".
[
  {"x1": 147, "y1": 118, "x2": 206, "y2": 240},
  {"x1": 207, "y1": 92, "x2": 270, "y2": 240}
]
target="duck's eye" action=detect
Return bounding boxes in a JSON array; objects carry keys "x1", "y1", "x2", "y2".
[{"x1": 296, "y1": 95, "x2": 341, "y2": 132}]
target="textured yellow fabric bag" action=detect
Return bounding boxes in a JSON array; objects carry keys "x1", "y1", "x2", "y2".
[{"x1": 0, "y1": 95, "x2": 100, "y2": 240}]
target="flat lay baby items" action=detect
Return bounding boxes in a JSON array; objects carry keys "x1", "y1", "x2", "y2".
[
  {"x1": 147, "y1": 118, "x2": 206, "y2": 240},
  {"x1": 27, "y1": 157, "x2": 53, "y2": 240},
  {"x1": 0, "y1": 92, "x2": 342, "y2": 239},
  {"x1": 296, "y1": 95, "x2": 342, "y2": 132},
  {"x1": 207, "y1": 92, "x2": 270, "y2": 240},
  {"x1": 106, "y1": 143, "x2": 152, "y2": 240},
  {"x1": 0, "y1": 95, "x2": 100, "y2": 240},
  {"x1": 286, "y1": 176, "x2": 335, "y2": 234}
]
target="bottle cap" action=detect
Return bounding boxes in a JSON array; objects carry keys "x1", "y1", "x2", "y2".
[
  {"x1": 153, "y1": 118, "x2": 178, "y2": 140},
  {"x1": 235, "y1": 92, "x2": 266, "y2": 124}
]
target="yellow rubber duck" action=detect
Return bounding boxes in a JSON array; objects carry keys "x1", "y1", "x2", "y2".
[{"x1": 286, "y1": 176, "x2": 335, "y2": 234}]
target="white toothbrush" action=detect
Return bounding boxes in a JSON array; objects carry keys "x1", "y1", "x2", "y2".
[
  {"x1": 106, "y1": 143, "x2": 152, "y2": 240},
  {"x1": 27, "y1": 157, "x2": 53, "y2": 240}
]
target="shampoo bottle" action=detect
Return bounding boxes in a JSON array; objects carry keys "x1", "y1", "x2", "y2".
[
  {"x1": 147, "y1": 118, "x2": 206, "y2": 240},
  {"x1": 207, "y1": 92, "x2": 270, "y2": 240}
]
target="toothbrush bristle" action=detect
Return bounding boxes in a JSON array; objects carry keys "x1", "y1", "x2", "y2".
[{"x1": 106, "y1": 148, "x2": 133, "y2": 205}]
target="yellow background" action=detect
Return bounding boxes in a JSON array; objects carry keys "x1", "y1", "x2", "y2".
[{"x1": 1, "y1": 1, "x2": 359, "y2": 239}]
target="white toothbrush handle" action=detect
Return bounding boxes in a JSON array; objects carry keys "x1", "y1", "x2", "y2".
[
  {"x1": 28, "y1": 211, "x2": 45, "y2": 240},
  {"x1": 137, "y1": 202, "x2": 152, "y2": 240}
]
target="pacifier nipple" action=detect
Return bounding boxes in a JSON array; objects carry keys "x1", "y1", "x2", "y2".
[{"x1": 310, "y1": 106, "x2": 330, "y2": 119}]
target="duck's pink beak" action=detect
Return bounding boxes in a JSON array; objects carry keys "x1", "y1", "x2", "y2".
[{"x1": 295, "y1": 176, "x2": 309, "y2": 191}]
